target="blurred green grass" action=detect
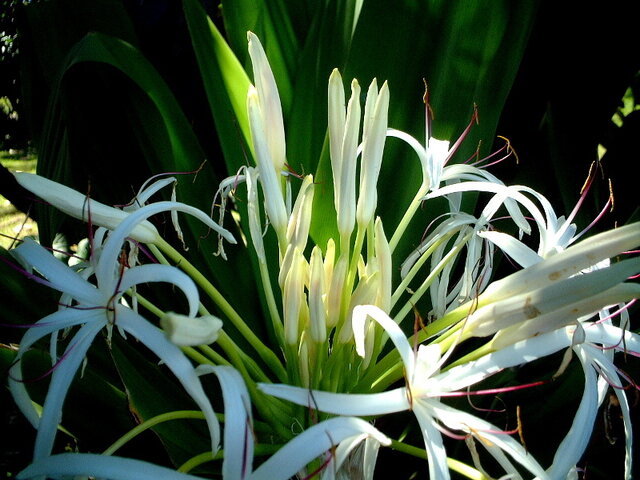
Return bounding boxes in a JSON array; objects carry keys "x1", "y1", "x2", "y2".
[{"x1": 1, "y1": 151, "x2": 38, "y2": 249}]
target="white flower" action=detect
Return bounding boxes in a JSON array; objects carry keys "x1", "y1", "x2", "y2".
[
  {"x1": 260, "y1": 305, "x2": 549, "y2": 480},
  {"x1": 9, "y1": 204, "x2": 223, "y2": 460}
]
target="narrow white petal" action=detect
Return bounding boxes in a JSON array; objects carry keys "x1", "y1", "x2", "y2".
[
  {"x1": 437, "y1": 327, "x2": 574, "y2": 392},
  {"x1": 14, "y1": 238, "x2": 103, "y2": 305},
  {"x1": 17, "y1": 453, "x2": 204, "y2": 480},
  {"x1": 258, "y1": 383, "x2": 409, "y2": 416},
  {"x1": 432, "y1": 402, "x2": 549, "y2": 479},
  {"x1": 116, "y1": 309, "x2": 220, "y2": 453},
  {"x1": 546, "y1": 347, "x2": 599, "y2": 479},
  {"x1": 412, "y1": 403, "x2": 450, "y2": 480},
  {"x1": 125, "y1": 177, "x2": 177, "y2": 209},
  {"x1": 96, "y1": 200, "x2": 235, "y2": 293},
  {"x1": 477, "y1": 230, "x2": 541, "y2": 268},
  {"x1": 119, "y1": 264, "x2": 200, "y2": 317},
  {"x1": 9, "y1": 309, "x2": 105, "y2": 429},
  {"x1": 34, "y1": 321, "x2": 104, "y2": 460},
  {"x1": 583, "y1": 323, "x2": 640, "y2": 354},
  {"x1": 197, "y1": 365, "x2": 254, "y2": 480}
]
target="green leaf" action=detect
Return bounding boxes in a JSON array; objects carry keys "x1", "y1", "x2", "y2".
[{"x1": 183, "y1": 0, "x2": 252, "y2": 175}]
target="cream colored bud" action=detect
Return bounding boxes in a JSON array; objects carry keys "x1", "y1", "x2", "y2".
[
  {"x1": 247, "y1": 87, "x2": 288, "y2": 241},
  {"x1": 286, "y1": 174, "x2": 315, "y2": 250},
  {"x1": 161, "y1": 312, "x2": 223, "y2": 346},
  {"x1": 308, "y1": 246, "x2": 327, "y2": 343},
  {"x1": 283, "y1": 248, "x2": 307, "y2": 345},
  {"x1": 247, "y1": 32, "x2": 286, "y2": 173},
  {"x1": 357, "y1": 81, "x2": 389, "y2": 228},
  {"x1": 374, "y1": 218, "x2": 392, "y2": 312}
]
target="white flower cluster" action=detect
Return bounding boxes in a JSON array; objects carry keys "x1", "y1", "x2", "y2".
[{"x1": 10, "y1": 32, "x2": 640, "y2": 480}]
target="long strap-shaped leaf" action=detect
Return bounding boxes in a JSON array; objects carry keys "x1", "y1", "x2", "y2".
[{"x1": 183, "y1": 0, "x2": 252, "y2": 175}]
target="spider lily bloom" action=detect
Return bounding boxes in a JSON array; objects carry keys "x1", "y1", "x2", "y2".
[
  {"x1": 260, "y1": 305, "x2": 549, "y2": 480},
  {"x1": 13, "y1": 172, "x2": 235, "y2": 248},
  {"x1": 9, "y1": 204, "x2": 223, "y2": 460},
  {"x1": 17, "y1": 415, "x2": 390, "y2": 480},
  {"x1": 444, "y1": 320, "x2": 640, "y2": 480}
]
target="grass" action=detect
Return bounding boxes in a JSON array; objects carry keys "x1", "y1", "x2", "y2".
[{"x1": 1, "y1": 150, "x2": 38, "y2": 249}]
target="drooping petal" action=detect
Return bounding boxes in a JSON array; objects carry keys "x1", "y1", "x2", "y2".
[
  {"x1": 13, "y1": 238, "x2": 103, "y2": 305},
  {"x1": 546, "y1": 347, "x2": 599, "y2": 480},
  {"x1": 477, "y1": 230, "x2": 541, "y2": 268},
  {"x1": 249, "y1": 417, "x2": 390, "y2": 480},
  {"x1": 96, "y1": 201, "x2": 235, "y2": 293},
  {"x1": 17, "y1": 453, "x2": 204, "y2": 480},
  {"x1": 34, "y1": 321, "x2": 104, "y2": 460},
  {"x1": 115, "y1": 308, "x2": 221, "y2": 453},
  {"x1": 412, "y1": 403, "x2": 450, "y2": 480},
  {"x1": 582, "y1": 344, "x2": 634, "y2": 479},
  {"x1": 9, "y1": 308, "x2": 105, "y2": 429},
  {"x1": 119, "y1": 263, "x2": 200, "y2": 317},
  {"x1": 320, "y1": 433, "x2": 383, "y2": 480},
  {"x1": 197, "y1": 365, "x2": 254, "y2": 480},
  {"x1": 432, "y1": 402, "x2": 549, "y2": 480}
]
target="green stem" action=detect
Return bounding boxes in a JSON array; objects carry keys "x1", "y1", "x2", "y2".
[
  {"x1": 177, "y1": 444, "x2": 282, "y2": 473},
  {"x1": 258, "y1": 258, "x2": 285, "y2": 346},
  {"x1": 152, "y1": 239, "x2": 286, "y2": 382},
  {"x1": 389, "y1": 184, "x2": 429, "y2": 253},
  {"x1": 394, "y1": 232, "x2": 472, "y2": 326},
  {"x1": 390, "y1": 230, "x2": 456, "y2": 309},
  {"x1": 103, "y1": 410, "x2": 208, "y2": 455}
]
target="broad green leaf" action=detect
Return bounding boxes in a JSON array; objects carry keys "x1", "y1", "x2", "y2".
[{"x1": 183, "y1": 0, "x2": 253, "y2": 176}]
